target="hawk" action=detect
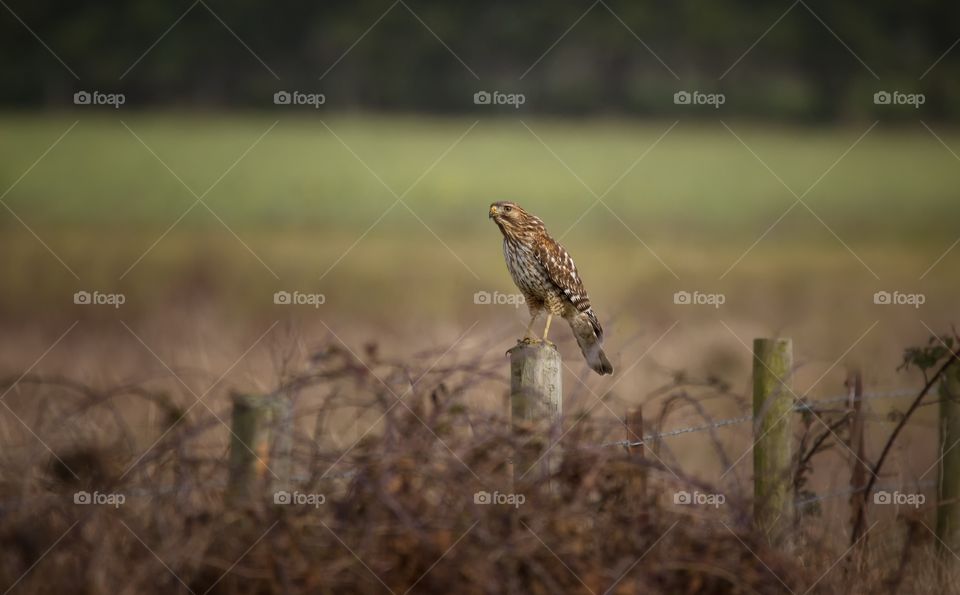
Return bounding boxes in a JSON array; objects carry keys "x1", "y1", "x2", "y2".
[{"x1": 489, "y1": 201, "x2": 613, "y2": 375}]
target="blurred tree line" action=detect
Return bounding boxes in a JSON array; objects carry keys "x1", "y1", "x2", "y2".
[{"x1": 2, "y1": 0, "x2": 958, "y2": 119}]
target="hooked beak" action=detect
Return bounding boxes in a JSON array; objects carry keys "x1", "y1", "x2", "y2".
[{"x1": 489, "y1": 205, "x2": 498, "y2": 219}]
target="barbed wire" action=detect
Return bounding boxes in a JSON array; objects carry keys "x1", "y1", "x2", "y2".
[
  {"x1": 793, "y1": 389, "x2": 920, "y2": 411},
  {"x1": 0, "y1": 388, "x2": 935, "y2": 506},
  {"x1": 598, "y1": 414, "x2": 754, "y2": 447},
  {"x1": 600, "y1": 388, "x2": 923, "y2": 449}
]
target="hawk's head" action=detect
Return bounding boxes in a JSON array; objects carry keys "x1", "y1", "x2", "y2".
[{"x1": 489, "y1": 201, "x2": 543, "y2": 240}]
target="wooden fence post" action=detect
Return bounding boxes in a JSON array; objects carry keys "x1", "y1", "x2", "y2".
[
  {"x1": 847, "y1": 370, "x2": 868, "y2": 547},
  {"x1": 937, "y1": 364, "x2": 960, "y2": 554},
  {"x1": 626, "y1": 406, "x2": 647, "y2": 498},
  {"x1": 752, "y1": 338, "x2": 794, "y2": 544},
  {"x1": 509, "y1": 342, "x2": 562, "y2": 486},
  {"x1": 226, "y1": 393, "x2": 272, "y2": 503},
  {"x1": 269, "y1": 392, "x2": 294, "y2": 495}
]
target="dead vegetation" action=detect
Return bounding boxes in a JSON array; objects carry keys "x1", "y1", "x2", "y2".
[{"x1": 0, "y1": 337, "x2": 957, "y2": 594}]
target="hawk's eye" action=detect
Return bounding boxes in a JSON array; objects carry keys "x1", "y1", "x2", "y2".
[{"x1": 504, "y1": 206, "x2": 512, "y2": 213}]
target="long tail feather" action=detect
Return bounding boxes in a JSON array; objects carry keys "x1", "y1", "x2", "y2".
[{"x1": 568, "y1": 309, "x2": 613, "y2": 375}]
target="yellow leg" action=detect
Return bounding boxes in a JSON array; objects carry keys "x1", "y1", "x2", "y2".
[
  {"x1": 524, "y1": 315, "x2": 537, "y2": 340},
  {"x1": 542, "y1": 313, "x2": 553, "y2": 340},
  {"x1": 519, "y1": 311, "x2": 541, "y2": 345}
]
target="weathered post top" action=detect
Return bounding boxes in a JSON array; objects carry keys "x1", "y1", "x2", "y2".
[
  {"x1": 509, "y1": 341, "x2": 562, "y2": 422},
  {"x1": 508, "y1": 341, "x2": 562, "y2": 486}
]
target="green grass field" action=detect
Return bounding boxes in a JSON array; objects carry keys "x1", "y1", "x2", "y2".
[
  {"x1": 2, "y1": 113, "x2": 957, "y2": 358},
  {"x1": 2, "y1": 112, "x2": 958, "y2": 235}
]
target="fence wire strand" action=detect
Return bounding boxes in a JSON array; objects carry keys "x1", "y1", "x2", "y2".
[{"x1": 601, "y1": 388, "x2": 922, "y2": 449}]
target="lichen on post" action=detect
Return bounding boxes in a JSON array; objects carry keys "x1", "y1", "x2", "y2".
[{"x1": 752, "y1": 338, "x2": 794, "y2": 544}]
